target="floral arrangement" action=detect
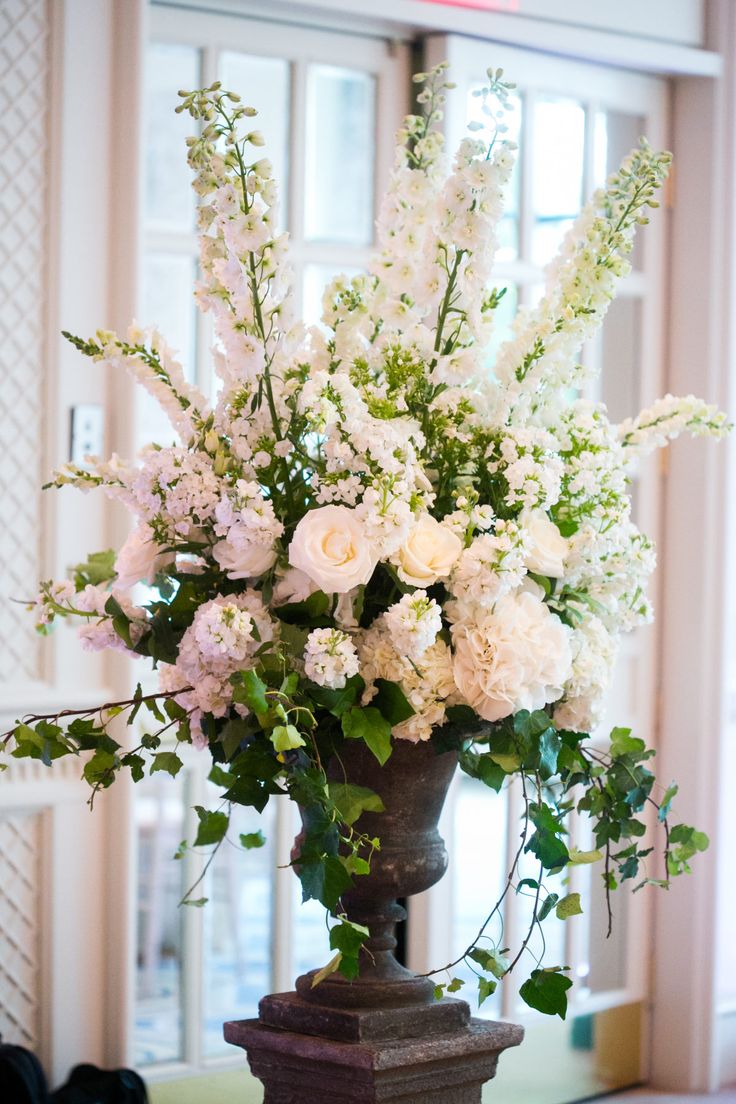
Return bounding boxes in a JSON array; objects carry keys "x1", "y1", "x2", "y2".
[{"x1": 3, "y1": 65, "x2": 726, "y2": 1019}]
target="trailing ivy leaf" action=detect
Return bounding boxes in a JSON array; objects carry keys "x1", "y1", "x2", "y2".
[
  {"x1": 307, "y1": 674, "x2": 364, "y2": 717},
  {"x1": 468, "y1": 946, "x2": 510, "y2": 978},
  {"x1": 569, "y1": 847, "x2": 603, "y2": 865},
  {"x1": 478, "y1": 977, "x2": 497, "y2": 1006},
  {"x1": 73, "y1": 549, "x2": 116, "y2": 589},
  {"x1": 208, "y1": 763, "x2": 235, "y2": 789},
  {"x1": 343, "y1": 854, "x2": 371, "y2": 876},
  {"x1": 219, "y1": 716, "x2": 252, "y2": 760},
  {"x1": 193, "y1": 806, "x2": 229, "y2": 847},
  {"x1": 271, "y1": 724, "x2": 305, "y2": 752},
  {"x1": 609, "y1": 728, "x2": 646, "y2": 757},
  {"x1": 342, "y1": 707, "x2": 392, "y2": 766},
  {"x1": 555, "y1": 892, "x2": 583, "y2": 919},
  {"x1": 83, "y1": 748, "x2": 117, "y2": 787},
  {"x1": 328, "y1": 782, "x2": 385, "y2": 826},
  {"x1": 182, "y1": 897, "x2": 208, "y2": 908},
  {"x1": 329, "y1": 918, "x2": 369, "y2": 961},
  {"x1": 658, "y1": 782, "x2": 678, "y2": 822},
  {"x1": 121, "y1": 752, "x2": 145, "y2": 782},
  {"x1": 447, "y1": 977, "x2": 465, "y2": 993},
  {"x1": 311, "y1": 952, "x2": 343, "y2": 988},
  {"x1": 128, "y1": 683, "x2": 144, "y2": 726},
  {"x1": 173, "y1": 840, "x2": 188, "y2": 860},
  {"x1": 239, "y1": 830, "x2": 265, "y2": 850},
  {"x1": 516, "y1": 877, "x2": 539, "y2": 894},
  {"x1": 519, "y1": 969, "x2": 573, "y2": 1019},
  {"x1": 299, "y1": 854, "x2": 352, "y2": 911},
  {"x1": 539, "y1": 893, "x2": 560, "y2": 921},
  {"x1": 372, "y1": 679, "x2": 415, "y2": 725},
  {"x1": 490, "y1": 752, "x2": 521, "y2": 772},
  {"x1": 537, "y1": 728, "x2": 562, "y2": 780},
  {"x1": 434, "y1": 984, "x2": 446, "y2": 1000},
  {"x1": 277, "y1": 590, "x2": 330, "y2": 625},
  {"x1": 151, "y1": 751, "x2": 183, "y2": 778},
  {"x1": 232, "y1": 669, "x2": 269, "y2": 717}
]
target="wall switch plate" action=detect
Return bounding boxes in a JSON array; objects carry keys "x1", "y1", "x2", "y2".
[{"x1": 70, "y1": 404, "x2": 105, "y2": 463}]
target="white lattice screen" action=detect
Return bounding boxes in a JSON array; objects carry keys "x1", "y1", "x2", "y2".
[
  {"x1": 0, "y1": 813, "x2": 42, "y2": 1049},
  {"x1": 0, "y1": 0, "x2": 49, "y2": 686}
]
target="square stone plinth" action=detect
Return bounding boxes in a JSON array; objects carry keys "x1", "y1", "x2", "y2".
[{"x1": 224, "y1": 1010, "x2": 523, "y2": 1103}]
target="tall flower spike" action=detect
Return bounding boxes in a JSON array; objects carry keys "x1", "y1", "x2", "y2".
[{"x1": 494, "y1": 140, "x2": 672, "y2": 425}]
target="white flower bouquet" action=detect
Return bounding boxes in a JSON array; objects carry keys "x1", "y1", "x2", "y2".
[{"x1": 4, "y1": 64, "x2": 727, "y2": 1017}]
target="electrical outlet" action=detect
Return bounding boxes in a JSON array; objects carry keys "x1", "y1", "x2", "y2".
[{"x1": 70, "y1": 404, "x2": 105, "y2": 463}]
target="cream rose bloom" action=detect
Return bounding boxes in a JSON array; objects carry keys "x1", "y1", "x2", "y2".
[
  {"x1": 212, "y1": 525, "x2": 277, "y2": 579},
  {"x1": 396, "y1": 514, "x2": 463, "y2": 587},
  {"x1": 521, "y1": 509, "x2": 568, "y2": 578},
  {"x1": 288, "y1": 505, "x2": 376, "y2": 594},
  {"x1": 114, "y1": 522, "x2": 174, "y2": 589},
  {"x1": 451, "y1": 590, "x2": 572, "y2": 722}
]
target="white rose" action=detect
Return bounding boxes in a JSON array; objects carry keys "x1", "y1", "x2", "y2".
[
  {"x1": 396, "y1": 514, "x2": 463, "y2": 587},
  {"x1": 451, "y1": 590, "x2": 572, "y2": 722},
  {"x1": 288, "y1": 505, "x2": 376, "y2": 595},
  {"x1": 212, "y1": 532, "x2": 277, "y2": 579},
  {"x1": 114, "y1": 523, "x2": 174, "y2": 589},
  {"x1": 521, "y1": 510, "x2": 568, "y2": 578},
  {"x1": 272, "y1": 567, "x2": 316, "y2": 606}
]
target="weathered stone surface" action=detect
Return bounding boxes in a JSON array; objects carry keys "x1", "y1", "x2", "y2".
[
  {"x1": 224, "y1": 1015, "x2": 524, "y2": 1103},
  {"x1": 258, "y1": 990, "x2": 470, "y2": 1043}
]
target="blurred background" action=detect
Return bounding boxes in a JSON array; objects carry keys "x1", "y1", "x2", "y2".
[{"x1": 1, "y1": 0, "x2": 735, "y2": 1101}]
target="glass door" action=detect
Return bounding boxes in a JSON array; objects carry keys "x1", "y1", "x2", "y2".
[
  {"x1": 411, "y1": 34, "x2": 670, "y2": 1104},
  {"x1": 133, "y1": 3, "x2": 408, "y2": 1080}
]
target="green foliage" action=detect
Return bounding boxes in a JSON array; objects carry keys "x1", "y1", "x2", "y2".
[
  {"x1": 329, "y1": 918, "x2": 370, "y2": 980},
  {"x1": 328, "y1": 783, "x2": 385, "y2": 826},
  {"x1": 519, "y1": 969, "x2": 573, "y2": 1019},
  {"x1": 239, "y1": 830, "x2": 265, "y2": 850},
  {"x1": 193, "y1": 806, "x2": 229, "y2": 846},
  {"x1": 73, "y1": 549, "x2": 116, "y2": 589},
  {"x1": 342, "y1": 706, "x2": 392, "y2": 765}
]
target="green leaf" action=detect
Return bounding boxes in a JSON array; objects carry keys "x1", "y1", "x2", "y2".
[
  {"x1": 208, "y1": 763, "x2": 235, "y2": 789},
  {"x1": 434, "y1": 984, "x2": 446, "y2": 1000},
  {"x1": 182, "y1": 897, "x2": 208, "y2": 908},
  {"x1": 150, "y1": 751, "x2": 183, "y2": 778},
  {"x1": 658, "y1": 782, "x2": 678, "y2": 822},
  {"x1": 270, "y1": 724, "x2": 305, "y2": 752},
  {"x1": 478, "y1": 977, "x2": 497, "y2": 1006},
  {"x1": 556, "y1": 892, "x2": 583, "y2": 919},
  {"x1": 121, "y1": 752, "x2": 145, "y2": 782},
  {"x1": 83, "y1": 748, "x2": 117, "y2": 786},
  {"x1": 311, "y1": 952, "x2": 343, "y2": 988},
  {"x1": 569, "y1": 847, "x2": 603, "y2": 865},
  {"x1": 299, "y1": 854, "x2": 353, "y2": 911},
  {"x1": 519, "y1": 969, "x2": 573, "y2": 1019},
  {"x1": 538, "y1": 728, "x2": 561, "y2": 780},
  {"x1": 239, "y1": 830, "x2": 266, "y2": 850},
  {"x1": 342, "y1": 707, "x2": 392, "y2": 765},
  {"x1": 73, "y1": 549, "x2": 116, "y2": 588},
  {"x1": 609, "y1": 727, "x2": 646, "y2": 758},
  {"x1": 307, "y1": 674, "x2": 364, "y2": 717},
  {"x1": 489, "y1": 752, "x2": 521, "y2": 772},
  {"x1": 193, "y1": 806, "x2": 229, "y2": 847},
  {"x1": 328, "y1": 782, "x2": 385, "y2": 826},
  {"x1": 329, "y1": 918, "x2": 370, "y2": 959},
  {"x1": 233, "y1": 669, "x2": 270, "y2": 717},
  {"x1": 538, "y1": 893, "x2": 560, "y2": 921},
  {"x1": 468, "y1": 946, "x2": 510, "y2": 978},
  {"x1": 447, "y1": 977, "x2": 465, "y2": 993},
  {"x1": 372, "y1": 679, "x2": 415, "y2": 725},
  {"x1": 219, "y1": 717, "x2": 251, "y2": 759}
]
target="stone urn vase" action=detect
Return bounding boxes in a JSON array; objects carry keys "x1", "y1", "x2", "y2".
[{"x1": 224, "y1": 735, "x2": 523, "y2": 1103}]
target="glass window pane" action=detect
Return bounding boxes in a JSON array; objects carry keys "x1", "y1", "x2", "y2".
[
  {"x1": 220, "y1": 53, "x2": 290, "y2": 226},
  {"x1": 137, "y1": 253, "x2": 198, "y2": 450},
  {"x1": 305, "y1": 66, "x2": 376, "y2": 245},
  {"x1": 203, "y1": 800, "x2": 277, "y2": 1057},
  {"x1": 145, "y1": 43, "x2": 200, "y2": 232},
  {"x1": 449, "y1": 776, "x2": 507, "y2": 1017},
  {"x1": 302, "y1": 262, "x2": 362, "y2": 328},
  {"x1": 532, "y1": 97, "x2": 585, "y2": 267},
  {"x1": 600, "y1": 296, "x2": 642, "y2": 424},
  {"x1": 134, "y1": 774, "x2": 186, "y2": 1065},
  {"x1": 595, "y1": 110, "x2": 647, "y2": 270},
  {"x1": 467, "y1": 88, "x2": 523, "y2": 262},
  {"x1": 488, "y1": 283, "x2": 518, "y2": 369}
]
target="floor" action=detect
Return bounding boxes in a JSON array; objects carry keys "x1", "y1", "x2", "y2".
[{"x1": 618, "y1": 1095, "x2": 736, "y2": 1103}]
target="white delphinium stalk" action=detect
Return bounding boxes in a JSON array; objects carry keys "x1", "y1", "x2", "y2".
[
  {"x1": 303, "y1": 628, "x2": 360, "y2": 689},
  {"x1": 383, "y1": 591, "x2": 443, "y2": 661},
  {"x1": 618, "y1": 394, "x2": 730, "y2": 458},
  {"x1": 487, "y1": 426, "x2": 564, "y2": 511},
  {"x1": 494, "y1": 142, "x2": 672, "y2": 423}
]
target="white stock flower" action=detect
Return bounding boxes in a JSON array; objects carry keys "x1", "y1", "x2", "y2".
[
  {"x1": 212, "y1": 525, "x2": 278, "y2": 578},
  {"x1": 288, "y1": 505, "x2": 377, "y2": 594},
  {"x1": 451, "y1": 590, "x2": 572, "y2": 722},
  {"x1": 395, "y1": 514, "x2": 462, "y2": 587},
  {"x1": 304, "y1": 628, "x2": 360, "y2": 689},
  {"x1": 520, "y1": 510, "x2": 568, "y2": 578},
  {"x1": 114, "y1": 522, "x2": 174, "y2": 589},
  {"x1": 383, "y1": 591, "x2": 443, "y2": 661}
]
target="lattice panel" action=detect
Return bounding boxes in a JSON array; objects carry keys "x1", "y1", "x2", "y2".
[
  {"x1": 0, "y1": 0, "x2": 49, "y2": 683},
  {"x1": 0, "y1": 813, "x2": 42, "y2": 1048}
]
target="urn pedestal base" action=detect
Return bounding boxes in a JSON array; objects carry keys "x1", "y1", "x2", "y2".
[{"x1": 224, "y1": 992, "x2": 524, "y2": 1103}]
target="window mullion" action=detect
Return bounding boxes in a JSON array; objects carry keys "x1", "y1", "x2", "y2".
[
  {"x1": 182, "y1": 767, "x2": 206, "y2": 1069},
  {"x1": 289, "y1": 58, "x2": 308, "y2": 320},
  {"x1": 272, "y1": 796, "x2": 297, "y2": 991}
]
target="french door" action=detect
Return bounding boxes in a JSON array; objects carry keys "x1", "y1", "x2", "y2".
[
  {"x1": 410, "y1": 34, "x2": 669, "y2": 1104},
  {"x1": 133, "y1": 2, "x2": 409, "y2": 1081}
]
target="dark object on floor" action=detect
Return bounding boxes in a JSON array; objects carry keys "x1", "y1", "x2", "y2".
[
  {"x1": 0, "y1": 1039, "x2": 50, "y2": 1103},
  {"x1": 50, "y1": 1064, "x2": 148, "y2": 1103}
]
